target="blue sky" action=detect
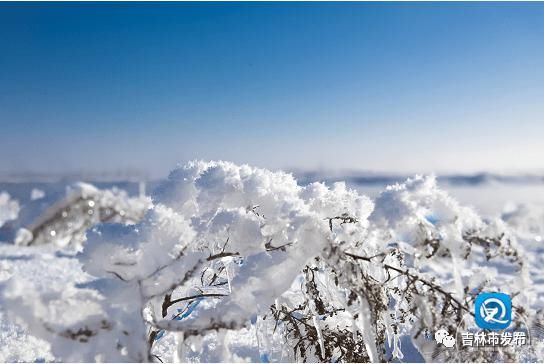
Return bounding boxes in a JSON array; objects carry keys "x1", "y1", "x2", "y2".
[{"x1": 1, "y1": 2, "x2": 543, "y2": 177}]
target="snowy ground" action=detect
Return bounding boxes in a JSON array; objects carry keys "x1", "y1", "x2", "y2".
[
  {"x1": 0, "y1": 173, "x2": 542, "y2": 363},
  {"x1": 0, "y1": 245, "x2": 83, "y2": 362}
]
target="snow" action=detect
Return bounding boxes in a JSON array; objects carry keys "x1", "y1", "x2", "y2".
[
  {"x1": 0, "y1": 244, "x2": 86, "y2": 362},
  {"x1": 0, "y1": 192, "x2": 19, "y2": 228},
  {"x1": 0, "y1": 161, "x2": 542, "y2": 362},
  {"x1": 30, "y1": 188, "x2": 45, "y2": 201}
]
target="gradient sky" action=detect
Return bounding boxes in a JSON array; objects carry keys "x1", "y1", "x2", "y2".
[{"x1": 1, "y1": 2, "x2": 543, "y2": 177}]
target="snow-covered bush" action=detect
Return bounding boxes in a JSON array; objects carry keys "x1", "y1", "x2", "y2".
[
  {"x1": 15, "y1": 182, "x2": 151, "y2": 248},
  {"x1": 0, "y1": 161, "x2": 540, "y2": 362}
]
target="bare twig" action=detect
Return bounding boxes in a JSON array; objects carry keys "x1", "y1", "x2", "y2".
[{"x1": 344, "y1": 252, "x2": 474, "y2": 316}]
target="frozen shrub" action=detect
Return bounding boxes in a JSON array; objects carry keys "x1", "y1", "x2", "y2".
[
  {"x1": 0, "y1": 161, "x2": 540, "y2": 362},
  {"x1": 15, "y1": 183, "x2": 151, "y2": 248}
]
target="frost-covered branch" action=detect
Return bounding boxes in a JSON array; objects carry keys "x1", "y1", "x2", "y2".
[{"x1": 0, "y1": 161, "x2": 539, "y2": 362}]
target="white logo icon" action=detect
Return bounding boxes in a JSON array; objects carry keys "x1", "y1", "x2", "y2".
[
  {"x1": 480, "y1": 297, "x2": 509, "y2": 324},
  {"x1": 435, "y1": 329, "x2": 456, "y2": 348}
]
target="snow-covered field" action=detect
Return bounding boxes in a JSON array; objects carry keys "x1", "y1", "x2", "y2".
[{"x1": 0, "y1": 162, "x2": 543, "y2": 363}]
